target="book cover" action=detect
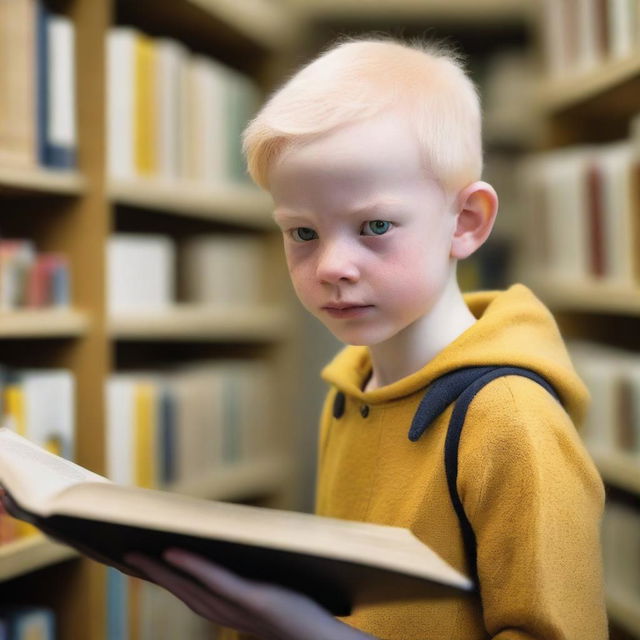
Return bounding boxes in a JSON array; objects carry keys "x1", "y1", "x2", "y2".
[{"x1": 0, "y1": 428, "x2": 472, "y2": 616}]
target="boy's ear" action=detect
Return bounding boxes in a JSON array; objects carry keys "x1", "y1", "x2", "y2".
[{"x1": 449, "y1": 181, "x2": 499, "y2": 260}]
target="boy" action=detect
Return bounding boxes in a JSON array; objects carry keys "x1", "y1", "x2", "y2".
[{"x1": 127, "y1": 36, "x2": 608, "y2": 639}]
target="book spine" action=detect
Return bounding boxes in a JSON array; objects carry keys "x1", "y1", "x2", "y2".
[{"x1": 45, "y1": 13, "x2": 77, "y2": 168}]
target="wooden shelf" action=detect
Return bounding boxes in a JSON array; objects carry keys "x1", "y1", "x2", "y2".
[
  {"x1": 0, "y1": 166, "x2": 86, "y2": 196},
  {"x1": 109, "y1": 179, "x2": 274, "y2": 229},
  {"x1": 0, "y1": 309, "x2": 90, "y2": 339},
  {"x1": 0, "y1": 535, "x2": 78, "y2": 583},
  {"x1": 169, "y1": 453, "x2": 293, "y2": 502},
  {"x1": 537, "y1": 56, "x2": 640, "y2": 115},
  {"x1": 109, "y1": 305, "x2": 289, "y2": 341},
  {"x1": 589, "y1": 449, "x2": 640, "y2": 495},
  {"x1": 607, "y1": 588, "x2": 640, "y2": 637},
  {"x1": 283, "y1": 0, "x2": 530, "y2": 23},
  {"x1": 187, "y1": 0, "x2": 301, "y2": 51},
  {"x1": 527, "y1": 279, "x2": 640, "y2": 316}
]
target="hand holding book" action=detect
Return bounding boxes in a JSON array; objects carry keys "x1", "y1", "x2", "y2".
[{"x1": 126, "y1": 548, "x2": 378, "y2": 640}]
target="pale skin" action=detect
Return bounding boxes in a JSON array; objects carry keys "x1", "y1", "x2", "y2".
[{"x1": 2, "y1": 107, "x2": 498, "y2": 639}]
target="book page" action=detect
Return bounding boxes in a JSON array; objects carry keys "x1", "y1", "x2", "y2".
[{"x1": 0, "y1": 427, "x2": 109, "y2": 514}]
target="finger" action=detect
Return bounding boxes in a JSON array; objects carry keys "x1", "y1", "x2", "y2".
[
  {"x1": 125, "y1": 553, "x2": 242, "y2": 630},
  {"x1": 163, "y1": 549, "x2": 257, "y2": 602}
]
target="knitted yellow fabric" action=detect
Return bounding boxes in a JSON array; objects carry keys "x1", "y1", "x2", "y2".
[{"x1": 315, "y1": 284, "x2": 607, "y2": 639}]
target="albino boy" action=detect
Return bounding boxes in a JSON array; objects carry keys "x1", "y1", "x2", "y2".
[{"x1": 127, "y1": 37, "x2": 608, "y2": 639}]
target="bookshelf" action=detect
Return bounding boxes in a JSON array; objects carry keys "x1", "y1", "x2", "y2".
[
  {"x1": 590, "y1": 450, "x2": 640, "y2": 497},
  {"x1": 524, "y1": 5, "x2": 640, "y2": 639},
  {"x1": 0, "y1": 166, "x2": 87, "y2": 196},
  {"x1": 537, "y1": 55, "x2": 640, "y2": 115},
  {"x1": 110, "y1": 305, "x2": 290, "y2": 342},
  {"x1": 108, "y1": 178, "x2": 275, "y2": 228},
  {"x1": 283, "y1": 0, "x2": 532, "y2": 24},
  {"x1": 0, "y1": 0, "x2": 301, "y2": 638},
  {"x1": 0, "y1": 309, "x2": 89, "y2": 338},
  {"x1": 0, "y1": 537, "x2": 78, "y2": 583}
]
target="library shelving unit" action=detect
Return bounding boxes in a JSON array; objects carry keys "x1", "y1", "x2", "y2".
[
  {"x1": 0, "y1": 1, "x2": 303, "y2": 639},
  {"x1": 282, "y1": 0, "x2": 531, "y2": 24},
  {"x1": 524, "y1": 21, "x2": 640, "y2": 640}
]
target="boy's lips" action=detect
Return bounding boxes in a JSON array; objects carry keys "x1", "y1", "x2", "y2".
[{"x1": 322, "y1": 303, "x2": 374, "y2": 319}]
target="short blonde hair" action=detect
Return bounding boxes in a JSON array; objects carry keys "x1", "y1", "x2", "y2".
[{"x1": 242, "y1": 35, "x2": 482, "y2": 194}]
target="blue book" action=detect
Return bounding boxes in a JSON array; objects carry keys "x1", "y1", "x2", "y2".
[
  {"x1": 35, "y1": 4, "x2": 76, "y2": 169},
  {"x1": 106, "y1": 568, "x2": 129, "y2": 640},
  {"x1": 35, "y1": 0, "x2": 50, "y2": 168},
  {"x1": 1, "y1": 608, "x2": 55, "y2": 640},
  {"x1": 158, "y1": 386, "x2": 177, "y2": 486}
]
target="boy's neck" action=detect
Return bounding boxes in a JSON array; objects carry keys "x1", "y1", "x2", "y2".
[{"x1": 364, "y1": 275, "x2": 476, "y2": 392}]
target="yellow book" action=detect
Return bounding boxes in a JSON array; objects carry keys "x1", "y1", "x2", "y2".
[
  {"x1": 4, "y1": 384, "x2": 26, "y2": 436},
  {"x1": 133, "y1": 382, "x2": 157, "y2": 489},
  {"x1": 134, "y1": 34, "x2": 157, "y2": 175},
  {"x1": 4, "y1": 384, "x2": 38, "y2": 538}
]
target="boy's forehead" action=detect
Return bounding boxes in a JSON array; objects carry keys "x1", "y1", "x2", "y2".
[
  {"x1": 269, "y1": 113, "x2": 438, "y2": 195},
  {"x1": 272, "y1": 197, "x2": 405, "y2": 220}
]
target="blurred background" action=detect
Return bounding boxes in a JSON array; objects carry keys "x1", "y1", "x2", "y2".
[{"x1": 0, "y1": 0, "x2": 639, "y2": 638}]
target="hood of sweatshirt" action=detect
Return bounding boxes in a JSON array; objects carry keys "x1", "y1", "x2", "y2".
[{"x1": 320, "y1": 284, "x2": 589, "y2": 428}]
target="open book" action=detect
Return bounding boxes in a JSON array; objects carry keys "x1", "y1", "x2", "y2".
[{"x1": 0, "y1": 428, "x2": 472, "y2": 615}]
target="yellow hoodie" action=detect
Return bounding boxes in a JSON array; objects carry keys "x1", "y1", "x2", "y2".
[{"x1": 315, "y1": 284, "x2": 607, "y2": 640}]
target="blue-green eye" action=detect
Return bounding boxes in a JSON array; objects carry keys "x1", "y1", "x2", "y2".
[
  {"x1": 291, "y1": 227, "x2": 318, "y2": 242},
  {"x1": 362, "y1": 220, "x2": 391, "y2": 236}
]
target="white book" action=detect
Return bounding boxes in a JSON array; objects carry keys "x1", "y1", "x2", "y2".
[
  {"x1": 181, "y1": 234, "x2": 264, "y2": 306},
  {"x1": 543, "y1": 149, "x2": 592, "y2": 282},
  {"x1": 155, "y1": 38, "x2": 188, "y2": 182},
  {"x1": 170, "y1": 365, "x2": 225, "y2": 483},
  {"x1": 20, "y1": 369, "x2": 75, "y2": 460},
  {"x1": 608, "y1": 0, "x2": 636, "y2": 59},
  {"x1": 179, "y1": 57, "x2": 197, "y2": 181},
  {"x1": 107, "y1": 28, "x2": 137, "y2": 179},
  {"x1": 106, "y1": 376, "x2": 136, "y2": 485},
  {"x1": 47, "y1": 15, "x2": 76, "y2": 154},
  {"x1": 602, "y1": 502, "x2": 640, "y2": 597},
  {"x1": 598, "y1": 142, "x2": 635, "y2": 284},
  {"x1": 191, "y1": 56, "x2": 229, "y2": 184},
  {"x1": 569, "y1": 340, "x2": 623, "y2": 452},
  {"x1": 108, "y1": 234, "x2": 175, "y2": 313},
  {"x1": 575, "y1": 0, "x2": 601, "y2": 73},
  {"x1": 620, "y1": 358, "x2": 640, "y2": 456},
  {"x1": 541, "y1": 0, "x2": 570, "y2": 77}
]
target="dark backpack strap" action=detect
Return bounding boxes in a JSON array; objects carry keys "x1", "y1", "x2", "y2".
[{"x1": 409, "y1": 365, "x2": 560, "y2": 589}]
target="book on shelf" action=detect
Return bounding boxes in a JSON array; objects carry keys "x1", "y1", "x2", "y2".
[
  {"x1": 0, "y1": 0, "x2": 76, "y2": 171},
  {"x1": 541, "y1": 0, "x2": 640, "y2": 79},
  {"x1": 106, "y1": 26, "x2": 259, "y2": 185},
  {"x1": 518, "y1": 140, "x2": 639, "y2": 287},
  {"x1": 107, "y1": 234, "x2": 176, "y2": 314},
  {"x1": 0, "y1": 428, "x2": 472, "y2": 616},
  {"x1": 0, "y1": 240, "x2": 71, "y2": 311},
  {"x1": 0, "y1": 607, "x2": 55, "y2": 640},
  {"x1": 37, "y1": 2, "x2": 76, "y2": 169},
  {"x1": 602, "y1": 500, "x2": 640, "y2": 603},
  {"x1": 107, "y1": 360, "x2": 274, "y2": 490},
  {"x1": 0, "y1": 365, "x2": 74, "y2": 544},
  {"x1": 180, "y1": 234, "x2": 265, "y2": 307},
  {"x1": 569, "y1": 340, "x2": 640, "y2": 456},
  {"x1": 107, "y1": 567, "x2": 213, "y2": 640}
]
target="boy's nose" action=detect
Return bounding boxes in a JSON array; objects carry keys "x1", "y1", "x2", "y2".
[{"x1": 316, "y1": 243, "x2": 360, "y2": 284}]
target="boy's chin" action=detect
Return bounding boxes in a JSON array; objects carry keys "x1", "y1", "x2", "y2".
[{"x1": 324, "y1": 325, "x2": 396, "y2": 347}]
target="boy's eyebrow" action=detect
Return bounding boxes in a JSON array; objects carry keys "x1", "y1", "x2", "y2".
[{"x1": 272, "y1": 199, "x2": 404, "y2": 221}]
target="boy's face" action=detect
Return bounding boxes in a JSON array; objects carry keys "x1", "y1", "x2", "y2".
[{"x1": 269, "y1": 109, "x2": 457, "y2": 347}]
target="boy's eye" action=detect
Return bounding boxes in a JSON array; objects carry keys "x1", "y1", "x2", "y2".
[
  {"x1": 291, "y1": 227, "x2": 318, "y2": 242},
  {"x1": 362, "y1": 220, "x2": 392, "y2": 236}
]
